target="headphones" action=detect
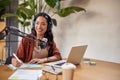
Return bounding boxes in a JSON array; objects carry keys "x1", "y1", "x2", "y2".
[
  {"x1": 32, "y1": 12, "x2": 53, "y2": 31},
  {"x1": 38, "y1": 38, "x2": 48, "y2": 49}
]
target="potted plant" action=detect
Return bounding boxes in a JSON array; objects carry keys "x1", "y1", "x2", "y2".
[{"x1": 1, "y1": 0, "x2": 85, "y2": 31}]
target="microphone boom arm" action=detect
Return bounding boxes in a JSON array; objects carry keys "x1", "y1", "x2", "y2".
[{"x1": 0, "y1": 26, "x2": 48, "y2": 49}]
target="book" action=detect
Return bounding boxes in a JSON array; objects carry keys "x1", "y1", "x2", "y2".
[{"x1": 8, "y1": 69, "x2": 42, "y2": 80}]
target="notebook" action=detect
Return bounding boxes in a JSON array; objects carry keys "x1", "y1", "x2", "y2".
[{"x1": 47, "y1": 45, "x2": 88, "y2": 67}]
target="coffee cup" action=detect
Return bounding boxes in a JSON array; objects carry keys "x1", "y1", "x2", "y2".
[{"x1": 61, "y1": 63, "x2": 76, "y2": 80}]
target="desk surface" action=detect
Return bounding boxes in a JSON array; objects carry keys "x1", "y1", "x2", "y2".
[{"x1": 0, "y1": 59, "x2": 120, "y2": 80}]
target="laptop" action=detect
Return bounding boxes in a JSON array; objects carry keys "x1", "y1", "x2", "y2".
[{"x1": 47, "y1": 45, "x2": 88, "y2": 67}]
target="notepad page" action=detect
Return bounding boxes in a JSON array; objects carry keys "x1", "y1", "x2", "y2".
[{"x1": 8, "y1": 69, "x2": 42, "y2": 80}]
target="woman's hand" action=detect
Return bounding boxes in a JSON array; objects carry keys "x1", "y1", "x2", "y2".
[
  {"x1": 12, "y1": 58, "x2": 23, "y2": 67},
  {"x1": 29, "y1": 58, "x2": 47, "y2": 64}
]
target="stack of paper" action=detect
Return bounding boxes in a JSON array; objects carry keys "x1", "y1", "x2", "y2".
[{"x1": 8, "y1": 69, "x2": 42, "y2": 80}]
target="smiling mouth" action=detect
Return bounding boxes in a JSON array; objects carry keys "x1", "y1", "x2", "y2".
[{"x1": 37, "y1": 29, "x2": 42, "y2": 32}]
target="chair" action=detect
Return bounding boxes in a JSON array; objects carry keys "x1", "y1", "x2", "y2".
[{"x1": 5, "y1": 56, "x2": 12, "y2": 64}]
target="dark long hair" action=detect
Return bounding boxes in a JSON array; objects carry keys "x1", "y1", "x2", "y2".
[{"x1": 31, "y1": 12, "x2": 53, "y2": 57}]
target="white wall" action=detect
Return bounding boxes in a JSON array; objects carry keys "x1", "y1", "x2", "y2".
[{"x1": 53, "y1": 0, "x2": 120, "y2": 63}]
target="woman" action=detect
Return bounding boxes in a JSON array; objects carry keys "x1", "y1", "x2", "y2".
[{"x1": 12, "y1": 12, "x2": 62, "y2": 67}]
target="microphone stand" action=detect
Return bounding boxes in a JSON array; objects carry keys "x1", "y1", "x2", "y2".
[
  {"x1": 0, "y1": 26, "x2": 36, "y2": 41},
  {"x1": 0, "y1": 26, "x2": 36, "y2": 59},
  {"x1": 0, "y1": 26, "x2": 48, "y2": 56}
]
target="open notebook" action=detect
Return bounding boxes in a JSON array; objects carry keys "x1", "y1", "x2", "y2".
[{"x1": 47, "y1": 45, "x2": 88, "y2": 67}]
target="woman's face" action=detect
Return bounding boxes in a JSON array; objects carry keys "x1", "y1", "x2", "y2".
[{"x1": 35, "y1": 16, "x2": 48, "y2": 36}]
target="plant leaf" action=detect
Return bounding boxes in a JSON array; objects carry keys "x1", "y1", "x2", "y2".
[
  {"x1": 18, "y1": 19, "x2": 24, "y2": 25},
  {"x1": 18, "y1": 19, "x2": 30, "y2": 27},
  {"x1": 23, "y1": 22, "x2": 31, "y2": 27},
  {"x1": 17, "y1": 7, "x2": 35, "y2": 18},
  {"x1": 52, "y1": 18, "x2": 57, "y2": 26},
  {"x1": 1, "y1": 13, "x2": 18, "y2": 19},
  {"x1": 57, "y1": 6, "x2": 86, "y2": 17},
  {"x1": 18, "y1": 1, "x2": 29, "y2": 7},
  {"x1": 18, "y1": 11, "x2": 27, "y2": 20},
  {"x1": 28, "y1": 0, "x2": 36, "y2": 9},
  {"x1": 55, "y1": 0, "x2": 61, "y2": 10},
  {"x1": 19, "y1": 1, "x2": 29, "y2": 7},
  {"x1": 45, "y1": 0, "x2": 56, "y2": 8}
]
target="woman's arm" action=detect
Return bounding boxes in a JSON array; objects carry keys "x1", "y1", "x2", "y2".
[{"x1": 29, "y1": 56, "x2": 59, "y2": 64}]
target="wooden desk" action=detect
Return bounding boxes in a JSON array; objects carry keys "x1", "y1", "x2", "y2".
[{"x1": 0, "y1": 59, "x2": 120, "y2": 80}]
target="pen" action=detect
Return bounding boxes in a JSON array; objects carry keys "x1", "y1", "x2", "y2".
[
  {"x1": 51, "y1": 65, "x2": 55, "y2": 72},
  {"x1": 13, "y1": 53, "x2": 23, "y2": 63}
]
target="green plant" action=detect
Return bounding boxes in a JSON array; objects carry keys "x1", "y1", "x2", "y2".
[
  {"x1": 45, "y1": 0, "x2": 86, "y2": 26},
  {"x1": 1, "y1": 0, "x2": 85, "y2": 30}
]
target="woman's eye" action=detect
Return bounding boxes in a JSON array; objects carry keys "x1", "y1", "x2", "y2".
[
  {"x1": 35, "y1": 22, "x2": 47, "y2": 26},
  {"x1": 35, "y1": 22, "x2": 39, "y2": 25},
  {"x1": 41, "y1": 23, "x2": 46, "y2": 26}
]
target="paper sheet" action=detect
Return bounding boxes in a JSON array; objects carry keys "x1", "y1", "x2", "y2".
[
  {"x1": 19, "y1": 64, "x2": 43, "y2": 68},
  {"x1": 8, "y1": 69, "x2": 42, "y2": 80},
  {"x1": 8, "y1": 64, "x2": 43, "y2": 70}
]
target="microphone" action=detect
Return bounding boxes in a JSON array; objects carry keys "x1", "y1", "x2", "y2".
[{"x1": 38, "y1": 38, "x2": 48, "y2": 49}]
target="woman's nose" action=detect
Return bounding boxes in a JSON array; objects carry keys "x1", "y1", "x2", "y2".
[{"x1": 37, "y1": 24, "x2": 42, "y2": 28}]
